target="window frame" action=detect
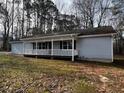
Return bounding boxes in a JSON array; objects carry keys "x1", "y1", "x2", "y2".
[{"x1": 60, "y1": 40, "x2": 75, "y2": 49}]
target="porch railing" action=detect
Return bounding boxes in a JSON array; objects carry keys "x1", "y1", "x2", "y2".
[{"x1": 24, "y1": 49, "x2": 78, "y2": 56}]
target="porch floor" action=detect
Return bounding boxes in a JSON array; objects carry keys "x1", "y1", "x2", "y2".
[{"x1": 24, "y1": 54, "x2": 78, "y2": 60}]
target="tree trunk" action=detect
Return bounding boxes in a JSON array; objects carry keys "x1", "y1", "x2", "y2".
[
  {"x1": 11, "y1": 0, "x2": 15, "y2": 39},
  {"x1": 22, "y1": 0, "x2": 25, "y2": 37}
]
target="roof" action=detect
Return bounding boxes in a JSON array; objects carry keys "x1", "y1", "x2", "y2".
[
  {"x1": 12, "y1": 26, "x2": 116, "y2": 42},
  {"x1": 79, "y1": 26, "x2": 116, "y2": 36},
  {"x1": 23, "y1": 26, "x2": 116, "y2": 38}
]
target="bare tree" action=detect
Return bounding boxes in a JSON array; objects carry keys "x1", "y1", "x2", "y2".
[
  {"x1": 111, "y1": 0, "x2": 124, "y2": 54},
  {"x1": 11, "y1": 0, "x2": 15, "y2": 39},
  {"x1": 97, "y1": 0, "x2": 111, "y2": 27},
  {"x1": 14, "y1": 0, "x2": 22, "y2": 39},
  {"x1": 73, "y1": 0, "x2": 111, "y2": 28},
  {"x1": 21, "y1": 0, "x2": 25, "y2": 37},
  {"x1": 0, "y1": 0, "x2": 11, "y2": 50}
]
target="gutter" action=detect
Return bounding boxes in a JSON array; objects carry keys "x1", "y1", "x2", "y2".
[
  {"x1": 78, "y1": 33, "x2": 116, "y2": 38},
  {"x1": 20, "y1": 34, "x2": 78, "y2": 41}
]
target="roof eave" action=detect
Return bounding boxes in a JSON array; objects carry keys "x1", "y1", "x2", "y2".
[
  {"x1": 78, "y1": 33, "x2": 116, "y2": 38},
  {"x1": 20, "y1": 33, "x2": 78, "y2": 41}
]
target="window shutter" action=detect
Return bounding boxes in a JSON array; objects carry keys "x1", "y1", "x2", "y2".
[
  {"x1": 33, "y1": 43, "x2": 36, "y2": 49},
  {"x1": 60, "y1": 41, "x2": 62, "y2": 49},
  {"x1": 74, "y1": 40, "x2": 76, "y2": 49},
  {"x1": 49, "y1": 42, "x2": 51, "y2": 49}
]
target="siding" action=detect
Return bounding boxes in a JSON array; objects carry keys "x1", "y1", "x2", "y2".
[
  {"x1": 77, "y1": 36, "x2": 113, "y2": 62},
  {"x1": 11, "y1": 42, "x2": 33, "y2": 54},
  {"x1": 11, "y1": 43, "x2": 23, "y2": 54},
  {"x1": 24, "y1": 43, "x2": 33, "y2": 50},
  {"x1": 0, "y1": 41, "x2": 3, "y2": 48},
  {"x1": 11, "y1": 36, "x2": 114, "y2": 62}
]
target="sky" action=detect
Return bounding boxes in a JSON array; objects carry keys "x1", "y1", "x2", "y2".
[
  {"x1": 53, "y1": 0, "x2": 72, "y2": 5},
  {"x1": 52, "y1": 0, "x2": 73, "y2": 14}
]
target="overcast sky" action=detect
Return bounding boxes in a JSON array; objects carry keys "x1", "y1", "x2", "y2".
[{"x1": 52, "y1": 0, "x2": 73, "y2": 14}]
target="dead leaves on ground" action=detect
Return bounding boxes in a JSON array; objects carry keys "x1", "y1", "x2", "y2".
[{"x1": 0, "y1": 55, "x2": 124, "y2": 93}]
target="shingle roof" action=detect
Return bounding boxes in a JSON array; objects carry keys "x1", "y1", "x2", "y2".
[
  {"x1": 21, "y1": 26, "x2": 116, "y2": 40},
  {"x1": 41, "y1": 26, "x2": 115, "y2": 36},
  {"x1": 79, "y1": 26, "x2": 116, "y2": 36}
]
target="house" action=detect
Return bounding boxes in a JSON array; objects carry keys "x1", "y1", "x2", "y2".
[
  {"x1": 10, "y1": 26, "x2": 116, "y2": 62},
  {"x1": 0, "y1": 37, "x2": 3, "y2": 49}
]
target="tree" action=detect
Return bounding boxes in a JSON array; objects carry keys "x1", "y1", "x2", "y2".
[
  {"x1": 14, "y1": 0, "x2": 22, "y2": 39},
  {"x1": 31, "y1": 0, "x2": 59, "y2": 35},
  {"x1": 54, "y1": 14, "x2": 80, "y2": 32},
  {"x1": 24, "y1": 0, "x2": 32, "y2": 36},
  {"x1": 73, "y1": 0, "x2": 111, "y2": 28},
  {"x1": 112, "y1": 0, "x2": 124, "y2": 54},
  {"x1": 0, "y1": 0, "x2": 11, "y2": 50},
  {"x1": 112, "y1": 0, "x2": 124, "y2": 29},
  {"x1": 0, "y1": 0, "x2": 81, "y2": 51},
  {"x1": 22, "y1": 0, "x2": 25, "y2": 37},
  {"x1": 11, "y1": 0, "x2": 15, "y2": 39}
]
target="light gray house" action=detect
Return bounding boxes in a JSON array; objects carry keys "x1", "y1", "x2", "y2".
[
  {"x1": 10, "y1": 26, "x2": 116, "y2": 62},
  {"x1": 0, "y1": 37, "x2": 3, "y2": 49}
]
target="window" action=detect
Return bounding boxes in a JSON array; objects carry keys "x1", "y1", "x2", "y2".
[
  {"x1": 33, "y1": 43, "x2": 36, "y2": 49},
  {"x1": 43, "y1": 42, "x2": 51, "y2": 49},
  {"x1": 74, "y1": 40, "x2": 76, "y2": 49},
  {"x1": 48, "y1": 42, "x2": 51, "y2": 49},
  {"x1": 63, "y1": 41, "x2": 68, "y2": 49},
  {"x1": 38, "y1": 43, "x2": 42, "y2": 49},
  {"x1": 60, "y1": 40, "x2": 76, "y2": 49},
  {"x1": 32, "y1": 41, "x2": 76, "y2": 50},
  {"x1": 42, "y1": 43, "x2": 46, "y2": 49},
  {"x1": 68, "y1": 41, "x2": 72, "y2": 49},
  {"x1": 60, "y1": 41, "x2": 62, "y2": 49},
  {"x1": 36, "y1": 42, "x2": 51, "y2": 49}
]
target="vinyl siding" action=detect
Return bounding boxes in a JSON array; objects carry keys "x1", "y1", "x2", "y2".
[{"x1": 77, "y1": 36, "x2": 113, "y2": 62}]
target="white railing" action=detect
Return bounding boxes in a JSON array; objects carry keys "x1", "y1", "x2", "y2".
[
  {"x1": 53, "y1": 49, "x2": 78, "y2": 56},
  {"x1": 37, "y1": 49, "x2": 51, "y2": 55},
  {"x1": 24, "y1": 49, "x2": 78, "y2": 56}
]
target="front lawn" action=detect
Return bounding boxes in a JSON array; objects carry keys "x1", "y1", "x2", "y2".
[{"x1": 0, "y1": 54, "x2": 124, "y2": 93}]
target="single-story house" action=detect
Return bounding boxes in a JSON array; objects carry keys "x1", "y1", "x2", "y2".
[
  {"x1": 0, "y1": 37, "x2": 3, "y2": 49},
  {"x1": 10, "y1": 26, "x2": 116, "y2": 62}
]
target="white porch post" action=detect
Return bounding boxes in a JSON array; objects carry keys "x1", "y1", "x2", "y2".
[
  {"x1": 51, "y1": 39, "x2": 53, "y2": 56},
  {"x1": 72, "y1": 38, "x2": 74, "y2": 61},
  {"x1": 36, "y1": 41, "x2": 38, "y2": 55},
  {"x1": 111, "y1": 37, "x2": 114, "y2": 62},
  {"x1": 23, "y1": 42, "x2": 25, "y2": 54}
]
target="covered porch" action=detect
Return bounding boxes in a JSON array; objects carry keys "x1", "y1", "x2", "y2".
[{"x1": 23, "y1": 37, "x2": 78, "y2": 61}]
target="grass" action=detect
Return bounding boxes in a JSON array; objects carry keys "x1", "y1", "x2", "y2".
[
  {"x1": 72, "y1": 80, "x2": 96, "y2": 93},
  {"x1": 0, "y1": 55, "x2": 78, "y2": 76},
  {"x1": 0, "y1": 54, "x2": 124, "y2": 93}
]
